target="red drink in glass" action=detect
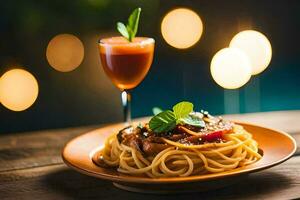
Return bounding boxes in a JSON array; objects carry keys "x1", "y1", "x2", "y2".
[
  {"x1": 99, "y1": 37, "x2": 154, "y2": 90},
  {"x1": 98, "y1": 36, "x2": 155, "y2": 122}
]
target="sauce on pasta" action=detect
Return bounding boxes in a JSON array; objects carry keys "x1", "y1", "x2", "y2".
[{"x1": 94, "y1": 107, "x2": 262, "y2": 177}]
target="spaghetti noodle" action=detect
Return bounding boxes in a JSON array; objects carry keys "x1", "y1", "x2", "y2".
[{"x1": 95, "y1": 105, "x2": 261, "y2": 178}]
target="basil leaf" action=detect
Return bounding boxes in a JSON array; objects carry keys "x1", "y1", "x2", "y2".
[
  {"x1": 152, "y1": 107, "x2": 163, "y2": 115},
  {"x1": 149, "y1": 110, "x2": 176, "y2": 133},
  {"x1": 127, "y1": 7, "x2": 141, "y2": 41},
  {"x1": 179, "y1": 115, "x2": 205, "y2": 127},
  {"x1": 117, "y1": 22, "x2": 129, "y2": 40},
  {"x1": 173, "y1": 101, "x2": 193, "y2": 119}
]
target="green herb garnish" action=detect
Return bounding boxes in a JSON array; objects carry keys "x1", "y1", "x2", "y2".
[
  {"x1": 173, "y1": 101, "x2": 193, "y2": 120},
  {"x1": 149, "y1": 110, "x2": 176, "y2": 133},
  {"x1": 152, "y1": 107, "x2": 163, "y2": 115},
  {"x1": 150, "y1": 101, "x2": 205, "y2": 133},
  {"x1": 117, "y1": 7, "x2": 141, "y2": 42},
  {"x1": 178, "y1": 115, "x2": 205, "y2": 127}
]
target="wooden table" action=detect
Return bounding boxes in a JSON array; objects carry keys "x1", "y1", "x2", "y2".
[{"x1": 1, "y1": 111, "x2": 300, "y2": 200}]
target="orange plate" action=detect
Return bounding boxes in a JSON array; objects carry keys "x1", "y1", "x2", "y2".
[{"x1": 62, "y1": 118, "x2": 296, "y2": 193}]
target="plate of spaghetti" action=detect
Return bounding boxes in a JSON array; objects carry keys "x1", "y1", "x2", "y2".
[{"x1": 62, "y1": 101, "x2": 296, "y2": 193}]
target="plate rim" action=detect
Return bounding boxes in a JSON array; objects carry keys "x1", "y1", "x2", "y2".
[{"x1": 62, "y1": 119, "x2": 297, "y2": 184}]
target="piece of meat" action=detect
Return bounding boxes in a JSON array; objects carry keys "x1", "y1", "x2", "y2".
[
  {"x1": 116, "y1": 126, "x2": 144, "y2": 151},
  {"x1": 146, "y1": 135, "x2": 164, "y2": 143},
  {"x1": 167, "y1": 134, "x2": 186, "y2": 141},
  {"x1": 124, "y1": 134, "x2": 143, "y2": 151},
  {"x1": 184, "y1": 135, "x2": 203, "y2": 143},
  {"x1": 142, "y1": 139, "x2": 170, "y2": 156},
  {"x1": 117, "y1": 126, "x2": 141, "y2": 143}
]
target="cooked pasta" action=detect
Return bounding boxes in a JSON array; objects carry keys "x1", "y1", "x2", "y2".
[{"x1": 94, "y1": 102, "x2": 262, "y2": 178}]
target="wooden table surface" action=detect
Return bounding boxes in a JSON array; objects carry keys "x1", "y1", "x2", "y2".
[{"x1": 0, "y1": 111, "x2": 300, "y2": 200}]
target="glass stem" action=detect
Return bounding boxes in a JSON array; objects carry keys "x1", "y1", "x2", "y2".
[{"x1": 121, "y1": 90, "x2": 131, "y2": 124}]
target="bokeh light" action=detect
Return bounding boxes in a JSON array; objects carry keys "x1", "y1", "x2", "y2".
[
  {"x1": 210, "y1": 48, "x2": 252, "y2": 89},
  {"x1": 0, "y1": 69, "x2": 39, "y2": 111},
  {"x1": 229, "y1": 30, "x2": 272, "y2": 75},
  {"x1": 46, "y1": 33, "x2": 84, "y2": 72},
  {"x1": 161, "y1": 8, "x2": 203, "y2": 49}
]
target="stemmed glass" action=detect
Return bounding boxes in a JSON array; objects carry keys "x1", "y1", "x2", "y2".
[{"x1": 98, "y1": 36, "x2": 155, "y2": 123}]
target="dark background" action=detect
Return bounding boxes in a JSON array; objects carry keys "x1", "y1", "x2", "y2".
[{"x1": 0, "y1": 0, "x2": 299, "y2": 133}]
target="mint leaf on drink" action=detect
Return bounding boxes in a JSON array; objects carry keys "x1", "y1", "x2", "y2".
[
  {"x1": 117, "y1": 22, "x2": 129, "y2": 39},
  {"x1": 127, "y1": 7, "x2": 141, "y2": 41},
  {"x1": 117, "y1": 7, "x2": 141, "y2": 42}
]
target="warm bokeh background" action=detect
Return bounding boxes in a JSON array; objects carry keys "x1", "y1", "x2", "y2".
[{"x1": 1, "y1": 0, "x2": 299, "y2": 133}]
